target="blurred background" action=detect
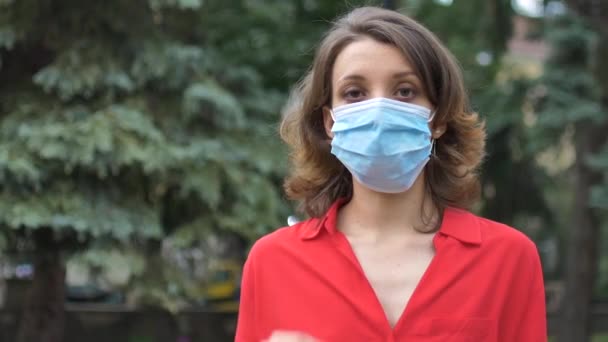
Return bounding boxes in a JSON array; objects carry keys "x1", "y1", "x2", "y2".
[{"x1": 0, "y1": 0, "x2": 606, "y2": 341}]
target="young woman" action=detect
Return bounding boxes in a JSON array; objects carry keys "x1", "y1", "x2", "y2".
[{"x1": 236, "y1": 6, "x2": 546, "y2": 342}]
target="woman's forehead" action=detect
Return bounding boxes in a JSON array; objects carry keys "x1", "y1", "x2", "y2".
[{"x1": 332, "y1": 38, "x2": 417, "y2": 83}]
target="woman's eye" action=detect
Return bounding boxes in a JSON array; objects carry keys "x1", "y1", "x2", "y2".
[
  {"x1": 396, "y1": 87, "x2": 415, "y2": 99},
  {"x1": 344, "y1": 89, "x2": 364, "y2": 100}
]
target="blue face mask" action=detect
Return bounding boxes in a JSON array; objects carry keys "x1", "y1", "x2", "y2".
[{"x1": 330, "y1": 97, "x2": 433, "y2": 193}]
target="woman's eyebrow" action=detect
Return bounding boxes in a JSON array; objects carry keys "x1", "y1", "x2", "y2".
[
  {"x1": 336, "y1": 71, "x2": 418, "y2": 84},
  {"x1": 338, "y1": 74, "x2": 366, "y2": 83},
  {"x1": 392, "y1": 71, "x2": 417, "y2": 79}
]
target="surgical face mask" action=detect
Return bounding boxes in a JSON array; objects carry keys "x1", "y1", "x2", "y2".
[{"x1": 330, "y1": 97, "x2": 433, "y2": 193}]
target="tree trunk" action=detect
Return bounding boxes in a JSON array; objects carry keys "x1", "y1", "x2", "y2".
[
  {"x1": 16, "y1": 229, "x2": 66, "y2": 342},
  {"x1": 556, "y1": 120, "x2": 603, "y2": 342},
  {"x1": 383, "y1": 0, "x2": 396, "y2": 10},
  {"x1": 556, "y1": 9, "x2": 608, "y2": 340}
]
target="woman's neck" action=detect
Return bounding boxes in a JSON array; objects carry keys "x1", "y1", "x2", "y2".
[{"x1": 338, "y1": 175, "x2": 438, "y2": 239}]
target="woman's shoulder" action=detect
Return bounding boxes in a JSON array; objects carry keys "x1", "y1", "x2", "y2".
[
  {"x1": 246, "y1": 217, "x2": 321, "y2": 262},
  {"x1": 447, "y1": 207, "x2": 538, "y2": 254},
  {"x1": 480, "y1": 216, "x2": 536, "y2": 248},
  {"x1": 462, "y1": 210, "x2": 540, "y2": 260}
]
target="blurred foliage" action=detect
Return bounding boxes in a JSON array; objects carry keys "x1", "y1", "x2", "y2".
[
  {"x1": 409, "y1": 1, "x2": 557, "y2": 263},
  {"x1": 414, "y1": 1, "x2": 608, "y2": 297},
  {"x1": 0, "y1": 0, "x2": 292, "y2": 313},
  {"x1": 535, "y1": 10, "x2": 608, "y2": 299},
  {"x1": 0, "y1": 0, "x2": 298, "y2": 245},
  {"x1": 409, "y1": 0, "x2": 555, "y2": 232}
]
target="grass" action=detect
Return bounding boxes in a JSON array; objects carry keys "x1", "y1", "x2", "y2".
[{"x1": 549, "y1": 336, "x2": 608, "y2": 342}]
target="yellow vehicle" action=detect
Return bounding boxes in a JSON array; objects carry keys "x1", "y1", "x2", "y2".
[{"x1": 202, "y1": 260, "x2": 242, "y2": 312}]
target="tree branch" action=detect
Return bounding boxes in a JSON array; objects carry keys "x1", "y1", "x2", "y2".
[{"x1": 564, "y1": 0, "x2": 608, "y2": 32}]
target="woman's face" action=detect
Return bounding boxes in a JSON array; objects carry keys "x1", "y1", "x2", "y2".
[
  {"x1": 331, "y1": 37, "x2": 432, "y2": 108},
  {"x1": 323, "y1": 37, "x2": 443, "y2": 138}
]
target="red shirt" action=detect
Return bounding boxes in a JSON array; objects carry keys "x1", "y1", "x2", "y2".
[{"x1": 235, "y1": 200, "x2": 547, "y2": 341}]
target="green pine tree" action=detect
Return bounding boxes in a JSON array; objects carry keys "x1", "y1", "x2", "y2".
[{"x1": 0, "y1": 1, "x2": 302, "y2": 340}]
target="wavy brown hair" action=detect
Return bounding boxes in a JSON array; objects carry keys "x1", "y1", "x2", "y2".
[{"x1": 280, "y1": 6, "x2": 486, "y2": 218}]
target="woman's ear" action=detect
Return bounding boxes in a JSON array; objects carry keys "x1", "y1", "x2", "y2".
[
  {"x1": 322, "y1": 106, "x2": 335, "y2": 140},
  {"x1": 431, "y1": 122, "x2": 447, "y2": 139}
]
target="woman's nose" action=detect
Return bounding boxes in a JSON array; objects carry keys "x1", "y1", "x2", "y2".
[{"x1": 369, "y1": 89, "x2": 392, "y2": 99}]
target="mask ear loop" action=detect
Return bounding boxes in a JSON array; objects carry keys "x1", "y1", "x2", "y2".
[
  {"x1": 428, "y1": 110, "x2": 438, "y2": 158},
  {"x1": 328, "y1": 108, "x2": 337, "y2": 141}
]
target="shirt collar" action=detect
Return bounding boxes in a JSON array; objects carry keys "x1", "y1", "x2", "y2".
[
  {"x1": 438, "y1": 207, "x2": 482, "y2": 245},
  {"x1": 298, "y1": 198, "x2": 346, "y2": 240},
  {"x1": 299, "y1": 199, "x2": 482, "y2": 246}
]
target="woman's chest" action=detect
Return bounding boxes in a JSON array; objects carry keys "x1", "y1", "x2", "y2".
[
  {"x1": 257, "y1": 240, "x2": 501, "y2": 341},
  {"x1": 347, "y1": 236, "x2": 435, "y2": 328}
]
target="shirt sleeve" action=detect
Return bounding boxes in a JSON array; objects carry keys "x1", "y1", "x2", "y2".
[
  {"x1": 500, "y1": 240, "x2": 547, "y2": 341},
  {"x1": 235, "y1": 254, "x2": 258, "y2": 342}
]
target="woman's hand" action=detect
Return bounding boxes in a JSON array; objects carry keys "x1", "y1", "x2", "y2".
[{"x1": 262, "y1": 330, "x2": 320, "y2": 342}]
